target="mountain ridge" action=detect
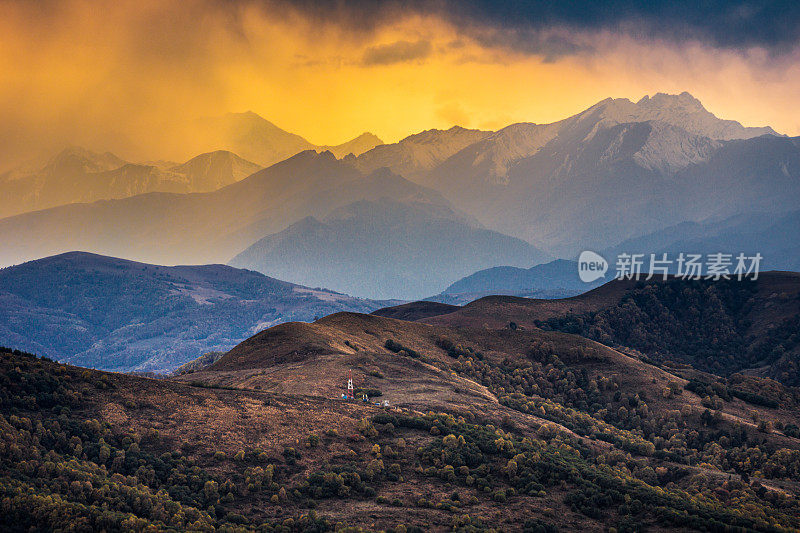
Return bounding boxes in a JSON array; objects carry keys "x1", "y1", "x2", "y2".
[{"x1": 0, "y1": 251, "x2": 390, "y2": 372}]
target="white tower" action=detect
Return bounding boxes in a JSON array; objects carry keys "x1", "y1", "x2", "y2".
[{"x1": 347, "y1": 369, "x2": 354, "y2": 399}]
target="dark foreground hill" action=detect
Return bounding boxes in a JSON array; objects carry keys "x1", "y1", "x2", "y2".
[
  {"x1": 371, "y1": 300, "x2": 460, "y2": 321},
  {"x1": 3, "y1": 293, "x2": 800, "y2": 532},
  {"x1": 0, "y1": 252, "x2": 388, "y2": 373}
]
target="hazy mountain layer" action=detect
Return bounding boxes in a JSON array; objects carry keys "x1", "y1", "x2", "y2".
[
  {"x1": 0, "y1": 252, "x2": 387, "y2": 372},
  {"x1": 604, "y1": 209, "x2": 800, "y2": 272},
  {"x1": 0, "y1": 151, "x2": 444, "y2": 269},
  {"x1": 427, "y1": 259, "x2": 600, "y2": 304},
  {"x1": 2, "y1": 93, "x2": 797, "y2": 294},
  {"x1": 0, "y1": 147, "x2": 262, "y2": 219},
  {"x1": 353, "y1": 125, "x2": 491, "y2": 181},
  {"x1": 229, "y1": 197, "x2": 548, "y2": 300},
  {"x1": 429, "y1": 207, "x2": 800, "y2": 304}
]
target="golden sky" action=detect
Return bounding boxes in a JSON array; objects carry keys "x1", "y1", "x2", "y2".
[{"x1": 1, "y1": 0, "x2": 799, "y2": 166}]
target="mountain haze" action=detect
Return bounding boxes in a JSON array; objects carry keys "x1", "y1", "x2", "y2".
[
  {"x1": 1, "y1": 94, "x2": 797, "y2": 296},
  {"x1": 0, "y1": 151, "x2": 446, "y2": 269},
  {"x1": 196, "y1": 111, "x2": 383, "y2": 166},
  {"x1": 353, "y1": 125, "x2": 491, "y2": 181},
  {"x1": 400, "y1": 92, "x2": 792, "y2": 255},
  {"x1": 0, "y1": 147, "x2": 263, "y2": 219},
  {"x1": 430, "y1": 258, "x2": 601, "y2": 304}
]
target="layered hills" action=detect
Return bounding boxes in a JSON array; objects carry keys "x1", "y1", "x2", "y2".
[
  {"x1": 1, "y1": 93, "x2": 798, "y2": 301},
  {"x1": 195, "y1": 111, "x2": 383, "y2": 166},
  {"x1": 430, "y1": 259, "x2": 599, "y2": 305},
  {"x1": 0, "y1": 153, "x2": 549, "y2": 300},
  {"x1": 0, "y1": 151, "x2": 432, "y2": 268}
]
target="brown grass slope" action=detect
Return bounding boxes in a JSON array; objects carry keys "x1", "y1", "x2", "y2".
[
  {"x1": 182, "y1": 310, "x2": 800, "y2": 452},
  {"x1": 2, "y1": 350, "x2": 619, "y2": 531}
]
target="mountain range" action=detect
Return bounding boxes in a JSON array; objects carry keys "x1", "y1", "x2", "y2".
[
  {"x1": 0, "y1": 252, "x2": 389, "y2": 373},
  {"x1": 1, "y1": 93, "x2": 798, "y2": 300},
  {"x1": 429, "y1": 258, "x2": 601, "y2": 305},
  {"x1": 0, "y1": 151, "x2": 425, "y2": 267},
  {"x1": 404, "y1": 92, "x2": 792, "y2": 255}
]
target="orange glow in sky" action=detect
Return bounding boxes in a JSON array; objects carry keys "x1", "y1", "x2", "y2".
[{"x1": 1, "y1": 0, "x2": 798, "y2": 166}]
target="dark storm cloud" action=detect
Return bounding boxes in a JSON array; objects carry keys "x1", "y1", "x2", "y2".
[
  {"x1": 272, "y1": 0, "x2": 800, "y2": 55},
  {"x1": 361, "y1": 40, "x2": 433, "y2": 65}
]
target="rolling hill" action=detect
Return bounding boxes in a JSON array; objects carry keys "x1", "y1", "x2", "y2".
[
  {"x1": 424, "y1": 272, "x2": 800, "y2": 387},
  {"x1": 229, "y1": 197, "x2": 549, "y2": 300},
  {"x1": 175, "y1": 287, "x2": 800, "y2": 529},
  {"x1": 0, "y1": 251, "x2": 389, "y2": 373}
]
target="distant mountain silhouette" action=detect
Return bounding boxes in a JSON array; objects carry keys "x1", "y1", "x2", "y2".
[
  {"x1": 0, "y1": 147, "x2": 262, "y2": 218},
  {"x1": 196, "y1": 111, "x2": 382, "y2": 166},
  {"x1": 603, "y1": 209, "x2": 800, "y2": 272},
  {"x1": 230, "y1": 197, "x2": 548, "y2": 300},
  {"x1": 429, "y1": 259, "x2": 600, "y2": 304}
]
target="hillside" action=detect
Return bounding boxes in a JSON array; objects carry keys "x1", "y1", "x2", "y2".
[
  {"x1": 0, "y1": 252, "x2": 387, "y2": 373},
  {"x1": 229, "y1": 197, "x2": 549, "y2": 300},
  {"x1": 426, "y1": 272, "x2": 800, "y2": 387},
  {"x1": 371, "y1": 301, "x2": 461, "y2": 321},
  {"x1": 4, "y1": 279, "x2": 800, "y2": 531},
  {"x1": 176, "y1": 302, "x2": 800, "y2": 529},
  {"x1": 0, "y1": 147, "x2": 262, "y2": 219}
]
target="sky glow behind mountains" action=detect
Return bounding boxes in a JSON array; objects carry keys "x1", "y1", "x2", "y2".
[{"x1": 1, "y1": 0, "x2": 798, "y2": 167}]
